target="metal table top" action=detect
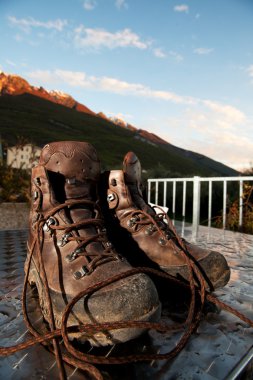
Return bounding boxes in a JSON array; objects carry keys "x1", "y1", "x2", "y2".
[{"x1": 0, "y1": 224, "x2": 253, "y2": 380}]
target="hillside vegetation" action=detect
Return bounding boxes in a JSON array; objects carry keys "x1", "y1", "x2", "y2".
[{"x1": 0, "y1": 93, "x2": 238, "y2": 177}]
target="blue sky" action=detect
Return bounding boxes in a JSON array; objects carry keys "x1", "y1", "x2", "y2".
[{"x1": 1, "y1": 0, "x2": 253, "y2": 170}]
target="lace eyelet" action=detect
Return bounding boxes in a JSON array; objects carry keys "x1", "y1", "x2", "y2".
[
  {"x1": 73, "y1": 266, "x2": 90, "y2": 279},
  {"x1": 57, "y1": 232, "x2": 72, "y2": 247},
  {"x1": 107, "y1": 193, "x2": 116, "y2": 202},
  {"x1": 43, "y1": 217, "x2": 58, "y2": 232},
  {"x1": 158, "y1": 237, "x2": 166, "y2": 246},
  {"x1": 145, "y1": 225, "x2": 155, "y2": 235},
  {"x1": 66, "y1": 247, "x2": 85, "y2": 263},
  {"x1": 66, "y1": 253, "x2": 75, "y2": 262},
  {"x1": 116, "y1": 254, "x2": 124, "y2": 261},
  {"x1": 127, "y1": 216, "x2": 140, "y2": 228},
  {"x1": 103, "y1": 241, "x2": 113, "y2": 249}
]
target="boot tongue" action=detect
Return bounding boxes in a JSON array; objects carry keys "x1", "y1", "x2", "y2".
[
  {"x1": 64, "y1": 178, "x2": 95, "y2": 201},
  {"x1": 64, "y1": 178, "x2": 96, "y2": 232},
  {"x1": 64, "y1": 181, "x2": 101, "y2": 259},
  {"x1": 40, "y1": 141, "x2": 102, "y2": 254}
]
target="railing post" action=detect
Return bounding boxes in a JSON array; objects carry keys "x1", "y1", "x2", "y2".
[
  {"x1": 239, "y1": 180, "x2": 243, "y2": 228},
  {"x1": 192, "y1": 176, "x2": 201, "y2": 239},
  {"x1": 155, "y1": 181, "x2": 159, "y2": 205},
  {"x1": 147, "y1": 180, "x2": 151, "y2": 204},
  {"x1": 208, "y1": 180, "x2": 212, "y2": 228},
  {"x1": 223, "y1": 180, "x2": 227, "y2": 229},
  {"x1": 172, "y1": 181, "x2": 176, "y2": 223},
  {"x1": 163, "y1": 181, "x2": 167, "y2": 208},
  {"x1": 182, "y1": 180, "x2": 186, "y2": 220}
]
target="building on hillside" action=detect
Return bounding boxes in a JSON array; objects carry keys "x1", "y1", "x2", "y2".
[
  {"x1": 7, "y1": 144, "x2": 41, "y2": 169},
  {"x1": 134, "y1": 134, "x2": 157, "y2": 147}
]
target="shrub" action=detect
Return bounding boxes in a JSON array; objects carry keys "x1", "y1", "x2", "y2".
[
  {"x1": 215, "y1": 183, "x2": 253, "y2": 234},
  {"x1": 0, "y1": 163, "x2": 30, "y2": 202}
]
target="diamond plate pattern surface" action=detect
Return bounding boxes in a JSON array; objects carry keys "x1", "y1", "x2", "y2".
[{"x1": 0, "y1": 225, "x2": 253, "y2": 379}]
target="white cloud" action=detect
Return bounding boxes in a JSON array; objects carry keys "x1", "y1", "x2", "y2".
[
  {"x1": 26, "y1": 69, "x2": 245, "y2": 124},
  {"x1": 202, "y1": 100, "x2": 245, "y2": 124},
  {"x1": 148, "y1": 112, "x2": 252, "y2": 170},
  {"x1": 165, "y1": 103, "x2": 250, "y2": 170},
  {"x1": 26, "y1": 70, "x2": 245, "y2": 121},
  {"x1": 26, "y1": 69, "x2": 194, "y2": 104},
  {"x1": 83, "y1": 0, "x2": 97, "y2": 11},
  {"x1": 106, "y1": 111, "x2": 133, "y2": 120},
  {"x1": 153, "y1": 48, "x2": 183, "y2": 62},
  {"x1": 115, "y1": 0, "x2": 128, "y2": 9},
  {"x1": 73, "y1": 26, "x2": 149, "y2": 50},
  {"x1": 194, "y1": 47, "x2": 214, "y2": 55},
  {"x1": 26, "y1": 69, "x2": 245, "y2": 123},
  {"x1": 8, "y1": 16, "x2": 68, "y2": 33},
  {"x1": 153, "y1": 48, "x2": 166, "y2": 58},
  {"x1": 194, "y1": 131, "x2": 253, "y2": 170},
  {"x1": 27, "y1": 70, "x2": 59, "y2": 84},
  {"x1": 174, "y1": 4, "x2": 189, "y2": 13}
]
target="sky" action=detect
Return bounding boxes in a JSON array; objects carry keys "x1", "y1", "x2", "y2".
[{"x1": 0, "y1": 0, "x2": 253, "y2": 171}]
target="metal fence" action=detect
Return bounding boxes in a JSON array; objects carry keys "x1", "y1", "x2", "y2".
[{"x1": 147, "y1": 176, "x2": 253, "y2": 238}]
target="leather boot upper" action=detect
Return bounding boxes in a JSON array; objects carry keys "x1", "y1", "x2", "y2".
[
  {"x1": 102, "y1": 151, "x2": 230, "y2": 290},
  {"x1": 26, "y1": 142, "x2": 161, "y2": 343}
]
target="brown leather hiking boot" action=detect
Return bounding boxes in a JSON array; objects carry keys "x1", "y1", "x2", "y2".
[
  {"x1": 25, "y1": 142, "x2": 161, "y2": 346},
  {"x1": 100, "y1": 152, "x2": 230, "y2": 291}
]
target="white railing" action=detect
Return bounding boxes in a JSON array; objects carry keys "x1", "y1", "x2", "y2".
[{"x1": 147, "y1": 176, "x2": 253, "y2": 238}]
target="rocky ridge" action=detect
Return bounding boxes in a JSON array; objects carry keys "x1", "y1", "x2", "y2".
[{"x1": 0, "y1": 72, "x2": 95, "y2": 115}]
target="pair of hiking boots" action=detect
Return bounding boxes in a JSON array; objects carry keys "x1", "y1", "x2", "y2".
[{"x1": 25, "y1": 141, "x2": 230, "y2": 346}]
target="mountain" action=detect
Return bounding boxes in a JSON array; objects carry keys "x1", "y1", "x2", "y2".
[
  {"x1": 0, "y1": 72, "x2": 95, "y2": 115},
  {"x1": 109, "y1": 118, "x2": 237, "y2": 176},
  {"x1": 0, "y1": 72, "x2": 238, "y2": 177}
]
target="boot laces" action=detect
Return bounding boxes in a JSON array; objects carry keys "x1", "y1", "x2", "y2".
[
  {"x1": 40, "y1": 198, "x2": 121, "y2": 276},
  {"x1": 127, "y1": 205, "x2": 186, "y2": 251}
]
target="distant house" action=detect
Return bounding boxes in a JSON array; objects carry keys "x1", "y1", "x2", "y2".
[
  {"x1": 7, "y1": 144, "x2": 41, "y2": 169},
  {"x1": 134, "y1": 134, "x2": 157, "y2": 147}
]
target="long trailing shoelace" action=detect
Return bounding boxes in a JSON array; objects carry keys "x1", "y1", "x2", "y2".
[{"x1": 1, "y1": 202, "x2": 253, "y2": 380}]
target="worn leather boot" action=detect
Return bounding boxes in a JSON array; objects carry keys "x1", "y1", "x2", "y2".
[
  {"x1": 101, "y1": 152, "x2": 230, "y2": 291},
  {"x1": 25, "y1": 142, "x2": 161, "y2": 346}
]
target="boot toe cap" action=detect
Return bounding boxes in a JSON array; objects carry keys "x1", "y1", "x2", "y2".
[{"x1": 67, "y1": 273, "x2": 161, "y2": 345}]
